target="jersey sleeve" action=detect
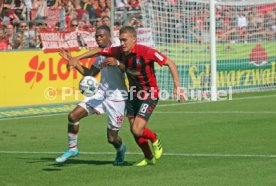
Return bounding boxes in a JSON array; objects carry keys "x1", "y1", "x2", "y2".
[
  {"x1": 92, "y1": 56, "x2": 105, "y2": 69},
  {"x1": 146, "y1": 47, "x2": 167, "y2": 66},
  {"x1": 99, "y1": 46, "x2": 121, "y2": 59}
]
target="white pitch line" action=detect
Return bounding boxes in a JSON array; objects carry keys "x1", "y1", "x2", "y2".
[
  {"x1": 0, "y1": 110, "x2": 275, "y2": 122},
  {"x1": 0, "y1": 151, "x2": 275, "y2": 158},
  {"x1": 158, "y1": 94, "x2": 276, "y2": 107},
  {"x1": 0, "y1": 113, "x2": 67, "y2": 121},
  {"x1": 1, "y1": 93, "x2": 276, "y2": 121}
]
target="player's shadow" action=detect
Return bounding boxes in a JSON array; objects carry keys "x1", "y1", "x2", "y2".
[
  {"x1": 48, "y1": 158, "x2": 135, "y2": 168},
  {"x1": 21, "y1": 157, "x2": 135, "y2": 171},
  {"x1": 17, "y1": 158, "x2": 134, "y2": 171}
]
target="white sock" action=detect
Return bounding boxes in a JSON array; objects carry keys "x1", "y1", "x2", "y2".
[{"x1": 68, "y1": 133, "x2": 78, "y2": 151}]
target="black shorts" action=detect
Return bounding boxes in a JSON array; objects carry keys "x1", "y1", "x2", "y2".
[{"x1": 126, "y1": 96, "x2": 159, "y2": 121}]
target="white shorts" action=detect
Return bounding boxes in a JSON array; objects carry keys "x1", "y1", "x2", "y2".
[{"x1": 78, "y1": 92, "x2": 126, "y2": 131}]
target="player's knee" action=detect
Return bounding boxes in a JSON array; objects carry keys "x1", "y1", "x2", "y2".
[
  {"x1": 108, "y1": 134, "x2": 120, "y2": 145},
  {"x1": 131, "y1": 126, "x2": 143, "y2": 137},
  {"x1": 107, "y1": 136, "x2": 115, "y2": 144},
  {"x1": 68, "y1": 111, "x2": 80, "y2": 122}
]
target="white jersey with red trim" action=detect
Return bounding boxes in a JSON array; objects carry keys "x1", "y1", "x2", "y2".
[{"x1": 93, "y1": 56, "x2": 127, "y2": 101}]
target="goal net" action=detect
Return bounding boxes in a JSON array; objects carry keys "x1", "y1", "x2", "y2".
[{"x1": 140, "y1": 0, "x2": 276, "y2": 100}]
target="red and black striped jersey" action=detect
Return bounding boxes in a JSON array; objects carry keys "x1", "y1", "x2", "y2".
[{"x1": 100, "y1": 44, "x2": 167, "y2": 98}]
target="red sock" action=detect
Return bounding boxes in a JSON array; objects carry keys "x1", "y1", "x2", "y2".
[
  {"x1": 142, "y1": 127, "x2": 157, "y2": 143},
  {"x1": 134, "y1": 136, "x2": 153, "y2": 159}
]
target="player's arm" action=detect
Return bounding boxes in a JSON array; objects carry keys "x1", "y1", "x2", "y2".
[
  {"x1": 59, "y1": 48, "x2": 102, "y2": 68},
  {"x1": 74, "y1": 63, "x2": 100, "y2": 76},
  {"x1": 164, "y1": 58, "x2": 185, "y2": 102},
  {"x1": 104, "y1": 57, "x2": 126, "y2": 72}
]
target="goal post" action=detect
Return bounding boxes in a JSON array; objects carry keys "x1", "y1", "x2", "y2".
[{"x1": 140, "y1": 0, "x2": 276, "y2": 101}]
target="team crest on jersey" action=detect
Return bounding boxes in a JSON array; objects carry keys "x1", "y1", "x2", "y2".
[
  {"x1": 102, "y1": 47, "x2": 110, "y2": 53},
  {"x1": 136, "y1": 56, "x2": 141, "y2": 64}
]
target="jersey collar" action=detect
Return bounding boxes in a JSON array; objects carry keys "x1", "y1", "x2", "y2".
[{"x1": 130, "y1": 43, "x2": 138, "y2": 54}]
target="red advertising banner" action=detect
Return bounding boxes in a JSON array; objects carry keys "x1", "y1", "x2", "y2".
[
  {"x1": 39, "y1": 28, "x2": 154, "y2": 53},
  {"x1": 39, "y1": 30, "x2": 80, "y2": 53}
]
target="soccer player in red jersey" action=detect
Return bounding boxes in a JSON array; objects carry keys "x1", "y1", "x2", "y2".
[{"x1": 62, "y1": 26, "x2": 185, "y2": 166}]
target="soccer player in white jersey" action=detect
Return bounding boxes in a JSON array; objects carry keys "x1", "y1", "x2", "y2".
[{"x1": 56, "y1": 25, "x2": 127, "y2": 165}]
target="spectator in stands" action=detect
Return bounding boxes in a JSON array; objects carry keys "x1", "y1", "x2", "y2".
[
  {"x1": 34, "y1": 0, "x2": 58, "y2": 9},
  {"x1": 3, "y1": 0, "x2": 13, "y2": 9},
  {"x1": 268, "y1": 7, "x2": 276, "y2": 39},
  {"x1": 19, "y1": 21, "x2": 31, "y2": 48},
  {"x1": 114, "y1": 21, "x2": 121, "y2": 29},
  {"x1": 11, "y1": 0, "x2": 26, "y2": 20},
  {"x1": 63, "y1": 0, "x2": 76, "y2": 27},
  {"x1": 127, "y1": 17, "x2": 142, "y2": 29},
  {"x1": 11, "y1": 30, "x2": 25, "y2": 49},
  {"x1": 101, "y1": 15, "x2": 110, "y2": 27},
  {"x1": 115, "y1": 0, "x2": 127, "y2": 8},
  {"x1": 55, "y1": 21, "x2": 62, "y2": 30},
  {"x1": 80, "y1": 0, "x2": 96, "y2": 24},
  {"x1": 4, "y1": 23, "x2": 14, "y2": 48},
  {"x1": 127, "y1": 0, "x2": 139, "y2": 8},
  {"x1": 100, "y1": 6, "x2": 110, "y2": 18},
  {"x1": 1, "y1": 7, "x2": 20, "y2": 25},
  {"x1": 0, "y1": 25, "x2": 9, "y2": 50},
  {"x1": 46, "y1": 0, "x2": 59, "y2": 8},
  {"x1": 187, "y1": 23, "x2": 210, "y2": 44},
  {"x1": 74, "y1": 0, "x2": 90, "y2": 25},
  {"x1": 28, "y1": 22, "x2": 39, "y2": 48},
  {"x1": 30, "y1": 21, "x2": 43, "y2": 48},
  {"x1": 264, "y1": 12, "x2": 275, "y2": 41},
  {"x1": 216, "y1": 23, "x2": 236, "y2": 43},
  {"x1": 78, "y1": 19, "x2": 86, "y2": 29},
  {"x1": 35, "y1": 18, "x2": 48, "y2": 30},
  {"x1": 106, "y1": 0, "x2": 112, "y2": 10},
  {"x1": 33, "y1": 0, "x2": 48, "y2": 19},
  {"x1": 69, "y1": 18, "x2": 79, "y2": 30},
  {"x1": 95, "y1": 0, "x2": 107, "y2": 18},
  {"x1": 95, "y1": 17, "x2": 102, "y2": 28},
  {"x1": 237, "y1": 12, "x2": 248, "y2": 43}
]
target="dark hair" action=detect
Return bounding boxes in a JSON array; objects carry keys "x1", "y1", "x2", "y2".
[
  {"x1": 101, "y1": 15, "x2": 110, "y2": 20},
  {"x1": 96, "y1": 25, "x2": 111, "y2": 34},
  {"x1": 119, "y1": 26, "x2": 136, "y2": 38}
]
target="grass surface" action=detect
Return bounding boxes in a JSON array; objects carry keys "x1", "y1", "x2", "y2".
[{"x1": 1, "y1": 91, "x2": 276, "y2": 186}]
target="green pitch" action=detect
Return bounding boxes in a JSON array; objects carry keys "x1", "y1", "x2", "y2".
[{"x1": 1, "y1": 91, "x2": 276, "y2": 186}]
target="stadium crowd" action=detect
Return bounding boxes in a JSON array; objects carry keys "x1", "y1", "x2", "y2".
[
  {"x1": 148, "y1": 1, "x2": 276, "y2": 44},
  {"x1": 0, "y1": 0, "x2": 275, "y2": 50},
  {"x1": 0, "y1": 0, "x2": 142, "y2": 50}
]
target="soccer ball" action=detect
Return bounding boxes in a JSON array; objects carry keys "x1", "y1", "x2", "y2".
[{"x1": 79, "y1": 76, "x2": 99, "y2": 97}]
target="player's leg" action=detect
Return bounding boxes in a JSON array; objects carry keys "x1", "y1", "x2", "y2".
[
  {"x1": 131, "y1": 98, "x2": 163, "y2": 161},
  {"x1": 128, "y1": 118, "x2": 156, "y2": 166},
  {"x1": 56, "y1": 105, "x2": 88, "y2": 163},
  {"x1": 56, "y1": 96, "x2": 104, "y2": 163},
  {"x1": 104, "y1": 100, "x2": 126, "y2": 165},
  {"x1": 126, "y1": 97, "x2": 156, "y2": 166},
  {"x1": 107, "y1": 129, "x2": 126, "y2": 165}
]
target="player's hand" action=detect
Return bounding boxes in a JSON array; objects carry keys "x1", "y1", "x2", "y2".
[
  {"x1": 59, "y1": 49, "x2": 73, "y2": 71},
  {"x1": 59, "y1": 48, "x2": 79, "y2": 71},
  {"x1": 104, "y1": 57, "x2": 119, "y2": 66},
  {"x1": 174, "y1": 86, "x2": 185, "y2": 103},
  {"x1": 59, "y1": 48, "x2": 71, "y2": 61}
]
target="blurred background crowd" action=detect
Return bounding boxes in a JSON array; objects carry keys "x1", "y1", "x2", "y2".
[
  {"x1": 0, "y1": 0, "x2": 275, "y2": 50},
  {"x1": 0, "y1": 0, "x2": 142, "y2": 50},
  {"x1": 145, "y1": 1, "x2": 276, "y2": 44}
]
